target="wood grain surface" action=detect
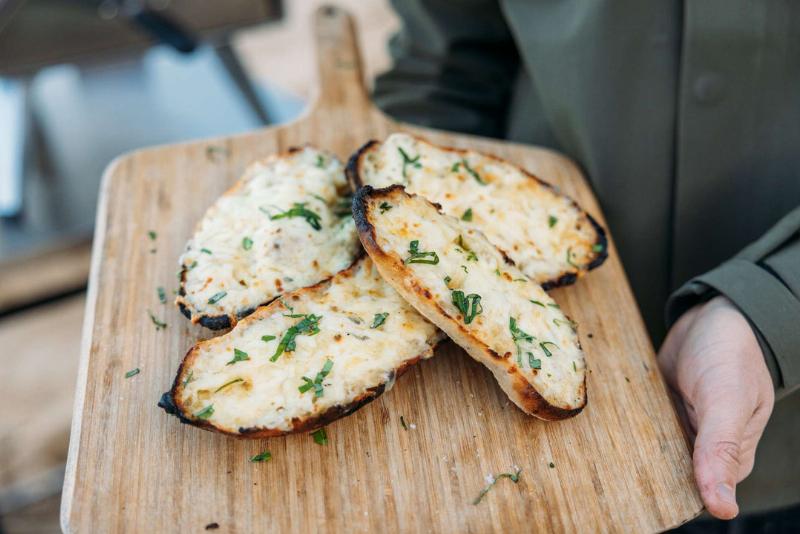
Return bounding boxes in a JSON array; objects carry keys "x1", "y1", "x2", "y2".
[{"x1": 61, "y1": 6, "x2": 703, "y2": 533}]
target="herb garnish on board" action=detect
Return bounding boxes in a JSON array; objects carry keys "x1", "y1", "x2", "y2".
[
  {"x1": 299, "y1": 359, "x2": 334, "y2": 398},
  {"x1": 398, "y1": 147, "x2": 422, "y2": 178},
  {"x1": 451, "y1": 290, "x2": 483, "y2": 324}
]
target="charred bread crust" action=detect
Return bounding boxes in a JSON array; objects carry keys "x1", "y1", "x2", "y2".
[
  {"x1": 160, "y1": 254, "x2": 444, "y2": 438},
  {"x1": 353, "y1": 185, "x2": 586, "y2": 421},
  {"x1": 346, "y1": 136, "x2": 608, "y2": 288}
]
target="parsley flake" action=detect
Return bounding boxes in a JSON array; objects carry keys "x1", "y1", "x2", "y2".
[
  {"x1": 208, "y1": 291, "x2": 227, "y2": 305},
  {"x1": 509, "y1": 317, "x2": 535, "y2": 366},
  {"x1": 215, "y1": 378, "x2": 243, "y2": 393},
  {"x1": 398, "y1": 147, "x2": 422, "y2": 178},
  {"x1": 548, "y1": 215, "x2": 558, "y2": 228},
  {"x1": 379, "y1": 201, "x2": 392, "y2": 214},
  {"x1": 453, "y1": 159, "x2": 487, "y2": 185},
  {"x1": 195, "y1": 405, "x2": 214, "y2": 419},
  {"x1": 461, "y1": 208, "x2": 473, "y2": 221},
  {"x1": 125, "y1": 368, "x2": 140, "y2": 378},
  {"x1": 311, "y1": 428, "x2": 328, "y2": 445},
  {"x1": 451, "y1": 290, "x2": 483, "y2": 324},
  {"x1": 271, "y1": 314, "x2": 322, "y2": 362},
  {"x1": 298, "y1": 359, "x2": 334, "y2": 398},
  {"x1": 473, "y1": 468, "x2": 522, "y2": 505},
  {"x1": 250, "y1": 450, "x2": 272, "y2": 463},
  {"x1": 539, "y1": 341, "x2": 559, "y2": 357},
  {"x1": 200, "y1": 248, "x2": 212, "y2": 255},
  {"x1": 265, "y1": 202, "x2": 322, "y2": 231},
  {"x1": 226, "y1": 348, "x2": 249, "y2": 365},
  {"x1": 405, "y1": 240, "x2": 439, "y2": 265},
  {"x1": 371, "y1": 312, "x2": 389, "y2": 329},
  {"x1": 242, "y1": 236, "x2": 253, "y2": 250},
  {"x1": 148, "y1": 310, "x2": 167, "y2": 330},
  {"x1": 566, "y1": 247, "x2": 579, "y2": 268},
  {"x1": 157, "y1": 286, "x2": 167, "y2": 304},
  {"x1": 261, "y1": 335, "x2": 276, "y2": 343}
]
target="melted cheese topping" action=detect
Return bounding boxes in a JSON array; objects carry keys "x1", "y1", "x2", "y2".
[
  {"x1": 177, "y1": 147, "x2": 360, "y2": 325},
  {"x1": 358, "y1": 134, "x2": 601, "y2": 284},
  {"x1": 177, "y1": 257, "x2": 442, "y2": 433},
  {"x1": 367, "y1": 190, "x2": 585, "y2": 410}
]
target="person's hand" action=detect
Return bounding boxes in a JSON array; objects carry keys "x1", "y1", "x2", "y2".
[{"x1": 658, "y1": 296, "x2": 774, "y2": 520}]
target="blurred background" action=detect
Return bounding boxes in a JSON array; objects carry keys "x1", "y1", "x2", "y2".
[{"x1": 0, "y1": 1, "x2": 397, "y2": 531}]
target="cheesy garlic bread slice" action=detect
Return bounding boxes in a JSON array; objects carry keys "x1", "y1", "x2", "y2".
[
  {"x1": 354, "y1": 185, "x2": 586, "y2": 420},
  {"x1": 176, "y1": 147, "x2": 360, "y2": 330},
  {"x1": 160, "y1": 255, "x2": 443, "y2": 437},
  {"x1": 347, "y1": 133, "x2": 607, "y2": 288}
]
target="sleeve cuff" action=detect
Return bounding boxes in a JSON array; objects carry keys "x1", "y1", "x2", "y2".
[{"x1": 667, "y1": 259, "x2": 800, "y2": 396}]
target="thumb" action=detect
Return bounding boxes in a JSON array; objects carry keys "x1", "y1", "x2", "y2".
[{"x1": 692, "y1": 388, "x2": 747, "y2": 520}]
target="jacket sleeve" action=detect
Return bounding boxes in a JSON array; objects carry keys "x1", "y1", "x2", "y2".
[
  {"x1": 373, "y1": 0, "x2": 520, "y2": 138},
  {"x1": 667, "y1": 207, "x2": 800, "y2": 399}
]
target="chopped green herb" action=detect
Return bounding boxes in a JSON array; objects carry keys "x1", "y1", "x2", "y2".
[
  {"x1": 549, "y1": 462, "x2": 555, "y2": 468},
  {"x1": 566, "y1": 247, "x2": 579, "y2": 269},
  {"x1": 298, "y1": 359, "x2": 334, "y2": 398},
  {"x1": 443, "y1": 275, "x2": 452, "y2": 288},
  {"x1": 405, "y1": 240, "x2": 439, "y2": 265},
  {"x1": 261, "y1": 335, "x2": 276, "y2": 343},
  {"x1": 205, "y1": 145, "x2": 229, "y2": 160},
  {"x1": 398, "y1": 147, "x2": 422, "y2": 178},
  {"x1": 200, "y1": 248, "x2": 212, "y2": 255},
  {"x1": 271, "y1": 314, "x2": 322, "y2": 362},
  {"x1": 451, "y1": 290, "x2": 483, "y2": 324},
  {"x1": 513, "y1": 277, "x2": 526, "y2": 282},
  {"x1": 371, "y1": 312, "x2": 389, "y2": 329},
  {"x1": 473, "y1": 468, "x2": 522, "y2": 505},
  {"x1": 148, "y1": 310, "x2": 167, "y2": 330},
  {"x1": 250, "y1": 451, "x2": 272, "y2": 464},
  {"x1": 315, "y1": 154, "x2": 325, "y2": 168},
  {"x1": 379, "y1": 201, "x2": 392, "y2": 214},
  {"x1": 400, "y1": 416, "x2": 408, "y2": 430},
  {"x1": 311, "y1": 428, "x2": 328, "y2": 445},
  {"x1": 182, "y1": 370, "x2": 194, "y2": 388},
  {"x1": 348, "y1": 332, "x2": 368, "y2": 341},
  {"x1": 453, "y1": 159, "x2": 487, "y2": 185},
  {"x1": 215, "y1": 378, "x2": 243, "y2": 393},
  {"x1": 455, "y1": 235, "x2": 478, "y2": 261},
  {"x1": 529, "y1": 300, "x2": 545, "y2": 307},
  {"x1": 347, "y1": 315, "x2": 363, "y2": 325},
  {"x1": 157, "y1": 286, "x2": 167, "y2": 304},
  {"x1": 195, "y1": 405, "x2": 214, "y2": 419},
  {"x1": 265, "y1": 202, "x2": 322, "y2": 231},
  {"x1": 188, "y1": 260, "x2": 198, "y2": 270},
  {"x1": 539, "y1": 341, "x2": 559, "y2": 357},
  {"x1": 547, "y1": 303, "x2": 560, "y2": 309},
  {"x1": 250, "y1": 450, "x2": 272, "y2": 463},
  {"x1": 226, "y1": 348, "x2": 250, "y2": 365},
  {"x1": 242, "y1": 236, "x2": 253, "y2": 250},
  {"x1": 279, "y1": 298, "x2": 294, "y2": 313},
  {"x1": 528, "y1": 353, "x2": 541, "y2": 369},
  {"x1": 495, "y1": 268, "x2": 501, "y2": 276},
  {"x1": 125, "y1": 368, "x2": 140, "y2": 378},
  {"x1": 509, "y1": 317, "x2": 535, "y2": 366},
  {"x1": 553, "y1": 317, "x2": 577, "y2": 329},
  {"x1": 461, "y1": 265, "x2": 469, "y2": 274},
  {"x1": 572, "y1": 361, "x2": 577, "y2": 372},
  {"x1": 208, "y1": 291, "x2": 227, "y2": 305},
  {"x1": 548, "y1": 215, "x2": 558, "y2": 228},
  {"x1": 592, "y1": 243, "x2": 605, "y2": 253},
  {"x1": 461, "y1": 208, "x2": 473, "y2": 221},
  {"x1": 148, "y1": 230, "x2": 157, "y2": 241}
]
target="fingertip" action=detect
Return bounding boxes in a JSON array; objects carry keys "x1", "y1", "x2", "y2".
[{"x1": 701, "y1": 483, "x2": 739, "y2": 520}]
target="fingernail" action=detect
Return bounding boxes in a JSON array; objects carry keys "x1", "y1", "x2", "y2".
[{"x1": 716, "y1": 483, "x2": 736, "y2": 504}]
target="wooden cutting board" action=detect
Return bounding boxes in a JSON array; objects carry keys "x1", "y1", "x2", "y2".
[{"x1": 62, "y1": 6, "x2": 703, "y2": 533}]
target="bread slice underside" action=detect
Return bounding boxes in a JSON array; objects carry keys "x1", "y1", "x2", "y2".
[
  {"x1": 159, "y1": 255, "x2": 444, "y2": 437},
  {"x1": 347, "y1": 133, "x2": 607, "y2": 289},
  {"x1": 176, "y1": 146, "x2": 361, "y2": 330},
  {"x1": 354, "y1": 185, "x2": 587, "y2": 420}
]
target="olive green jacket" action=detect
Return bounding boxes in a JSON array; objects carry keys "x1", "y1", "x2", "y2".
[{"x1": 374, "y1": 0, "x2": 800, "y2": 513}]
